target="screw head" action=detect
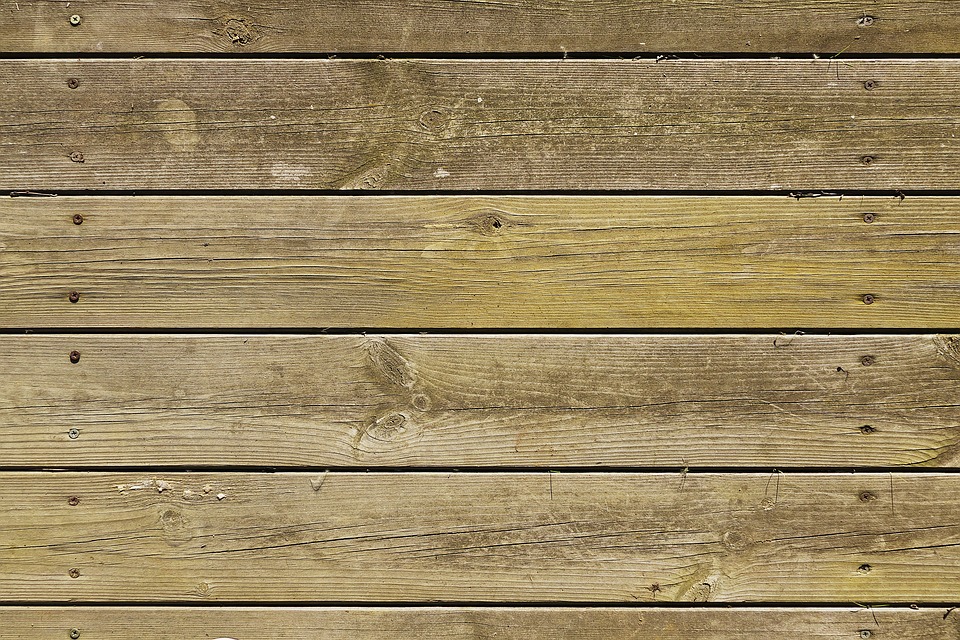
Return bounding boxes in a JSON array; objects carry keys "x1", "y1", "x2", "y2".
[
  {"x1": 858, "y1": 15, "x2": 875, "y2": 27},
  {"x1": 68, "y1": 428, "x2": 80, "y2": 439},
  {"x1": 861, "y1": 355, "x2": 876, "y2": 366},
  {"x1": 67, "y1": 78, "x2": 80, "y2": 89},
  {"x1": 68, "y1": 291, "x2": 81, "y2": 304},
  {"x1": 69, "y1": 350, "x2": 81, "y2": 364},
  {"x1": 860, "y1": 631, "x2": 872, "y2": 639},
  {"x1": 862, "y1": 213, "x2": 876, "y2": 223},
  {"x1": 69, "y1": 14, "x2": 82, "y2": 25},
  {"x1": 68, "y1": 496, "x2": 80, "y2": 506},
  {"x1": 860, "y1": 425, "x2": 876, "y2": 434},
  {"x1": 68, "y1": 568, "x2": 81, "y2": 579},
  {"x1": 860, "y1": 155, "x2": 876, "y2": 166},
  {"x1": 862, "y1": 294, "x2": 875, "y2": 305},
  {"x1": 863, "y1": 80, "x2": 877, "y2": 91},
  {"x1": 859, "y1": 491, "x2": 878, "y2": 502},
  {"x1": 73, "y1": 214, "x2": 84, "y2": 225},
  {"x1": 70, "y1": 151, "x2": 85, "y2": 163},
  {"x1": 69, "y1": 629, "x2": 81, "y2": 639}
]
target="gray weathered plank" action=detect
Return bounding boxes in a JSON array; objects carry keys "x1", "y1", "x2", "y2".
[
  {"x1": 2, "y1": 196, "x2": 959, "y2": 328},
  {"x1": 1, "y1": 607, "x2": 957, "y2": 639},
  {"x1": 1, "y1": 472, "x2": 958, "y2": 602},
  {"x1": 2, "y1": 1, "x2": 959, "y2": 54},
  {"x1": 2, "y1": 334, "x2": 959, "y2": 468},
  {"x1": 2, "y1": 60, "x2": 958, "y2": 190}
]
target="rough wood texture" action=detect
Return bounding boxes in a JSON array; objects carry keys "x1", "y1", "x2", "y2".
[
  {"x1": 2, "y1": 60, "x2": 958, "y2": 191},
  {"x1": 2, "y1": 472, "x2": 959, "y2": 602},
  {"x1": 3, "y1": 1, "x2": 960, "y2": 53},
  {"x1": 2, "y1": 196, "x2": 959, "y2": 328},
  {"x1": 2, "y1": 334, "x2": 959, "y2": 468},
  {"x1": 2, "y1": 607, "x2": 958, "y2": 639}
]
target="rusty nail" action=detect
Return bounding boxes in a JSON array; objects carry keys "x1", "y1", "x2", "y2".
[
  {"x1": 73, "y1": 214, "x2": 84, "y2": 225},
  {"x1": 863, "y1": 80, "x2": 877, "y2": 91},
  {"x1": 68, "y1": 496, "x2": 80, "y2": 506},
  {"x1": 861, "y1": 355, "x2": 876, "y2": 366},
  {"x1": 860, "y1": 425, "x2": 876, "y2": 434},
  {"x1": 860, "y1": 155, "x2": 876, "y2": 166},
  {"x1": 67, "y1": 78, "x2": 80, "y2": 89},
  {"x1": 859, "y1": 491, "x2": 878, "y2": 502},
  {"x1": 862, "y1": 294, "x2": 875, "y2": 305},
  {"x1": 860, "y1": 631, "x2": 872, "y2": 639},
  {"x1": 857, "y1": 15, "x2": 875, "y2": 27},
  {"x1": 69, "y1": 350, "x2": 81, "y2": 364},
  {"x1": 70, "y1": 629, "x2": 81, "y2": 639},
  {"x1": 69, "y1": 291, "x2": 80, "y2": 303},
  {"x1": 68, "y1": 428, "x2": 80, "y2": 439},
  {"x1": 68, "y1": 568, "x2": 80, "y2": 579},
  {"x1": 862, "y1": 213, "x2": 876, "y2": 223},
  {"x1": 70, "y1": 152, "x2": 85, "y2": 163},
  {"x1": 69, "y1": 14, "x2": 82, "y2": 26}
]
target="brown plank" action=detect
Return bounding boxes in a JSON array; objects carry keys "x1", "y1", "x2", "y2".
[
  {"x1": 2, "y1": 1, "x2": 960, "y2": 54},
  {"x1": 1, "y1": 607, "x2": 957, "y2": 639},
  {"x1": 2, "y1": 472, "x2": 959, "y2": 602},
  {"x1": 2, "y1": 59, "x2": 958, "y2": 191},
  {"x1": 1, "y1": 196, "x2": 959, "y2": 328},
  {"x1": 2, "y1": 334, "x2": 959, "y2": 468}
]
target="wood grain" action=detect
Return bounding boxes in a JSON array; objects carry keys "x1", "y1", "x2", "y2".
[
  {"x1": 2, "y1": 472, "x2": 959, "y2": 602},
  {"x1": 2, "y1": 59, "x2": 958, "y2": 191},
  {"x1": 3, "y1": 1, "x2": 960, "y2": 54},
  {"x1": 2, "y1": 607, "x2": 957, "y2": 639},
  {"x1": 2, "y1": 196, "x2": 959, "y2": 328},
  {"x1": 3, "y1": 334, "x2": 960, "y2": 468}
]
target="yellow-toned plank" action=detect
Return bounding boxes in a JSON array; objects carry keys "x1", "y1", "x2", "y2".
[
  {"x1": 1, "y1": 196, "x2": 958, "y2": 328},
  {"x1": 2, "y1": 60, "x2": 958, "y2": 190},
  {"x1": 1, "y1": 472, "x2": 958, "y2": 602},
  {"x1": 2, "y1": 1, "x2": 959, "y2": 54},
  {"x1": 0, "y1": 607, "x2": 956, "y2": 640},
  {"x1": 2, "y1": 334, "x2": 959, "y2": 468}
]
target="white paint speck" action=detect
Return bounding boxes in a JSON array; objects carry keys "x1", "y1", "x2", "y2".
[
  {"x1": 271, "y1": 163, "x2": 311, "y2": 183},
  {"x1": 434, "y1": 167, "x2": 451, "y2": 179},
  {"x1": 216, "y1": 493, "x2": 227, "y2": 501}
]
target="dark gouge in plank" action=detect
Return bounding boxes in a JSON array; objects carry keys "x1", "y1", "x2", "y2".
[
  {"x1": 2, "y1": 472, "x2": 959, "y2": 602},
  {"x1": 4, "y1": 0, "x2": 960, "y2": 55},
  {"x1": 2, "y1": 196, "x2": 959, "y2": 328},
  {"x1": 2, "y1": 334, "x2": 959, "y2": 468},
  {"x1": 2, "y1": 60, "x2": 959, "y2": 191},
  {"x1": 1, "y1": 607, "x2": 957, "y2": 639},
  {"x1": 2, "y1": 1, "x2": 960, "y2": 54}
]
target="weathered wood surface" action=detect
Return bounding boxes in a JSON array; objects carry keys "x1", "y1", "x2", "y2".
[
  {"x1": 2, "y1": 607, "x2": 957, "y2": 640},
  {"x1": 3, "y1": 60, "x2": 959, "y2": 191},
  {"x1": 2, "y1": 473, "x2": 959, "y2": 602},
  {"x1": 2, "y1": 196, "x2": 958, "y2": 328},
  {"x1": 2, "y1": 334, "x2": 959, "y2": 468},
  {"x1": 3, "y1": 1, "x2": 960, "y2": 54}
]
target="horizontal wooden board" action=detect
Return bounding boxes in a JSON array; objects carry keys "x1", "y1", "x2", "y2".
[
  {"x1": 2, "y1": 334, "x2": 959, "y2": 468},
  {"x1": 2, "y1": 196, "x2": 959, "y2": 328},
  {"x1": 2, "y1": 607, "x2": 957, "y2": 639},
  {"x1": 2, "y1": 59, "x2": 959, "y2": 191},
  {"x1": 3, "y1": 1, "x2": 960, "y2": 54},
  {"x1": 2, "y1": 472, "x2": 960, "y2": 602}
]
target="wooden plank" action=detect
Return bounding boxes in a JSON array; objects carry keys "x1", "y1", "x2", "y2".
[
  {"x1": 2, "y1": 59, "x2": 958, "y2": 191},
  {"x1": 2, "y1": 196, "x2": 959, "y2": 328},
  {"x1": 2, "y1": 472, "x2": 959, "y2": 602},
  {"x1": 2, "y1": 334, "x2": 959, "y2": 468},
  {"x1": 3, "y1": 1, "x2": 960, "y2": 54},
  {"x1": 1, "y1": 607, "x2": 957, "y2": 639}
]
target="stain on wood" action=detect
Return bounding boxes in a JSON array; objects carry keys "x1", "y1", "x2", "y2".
[
  {"x1": 3, "y1": 1, "x2": 960, "y2": 54},
  {"x1": 2, "y1": 196, "x2": 959, "y2": 328},
  {"x1": 2, "y1": 60, "x2": 959, "y2": 190},
  {"x1": 1, "y1": 472, "x2": 959, "y2": 602},
  {"x1": 0, "y1": 334, "x2": 958, "y2": 467}
]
